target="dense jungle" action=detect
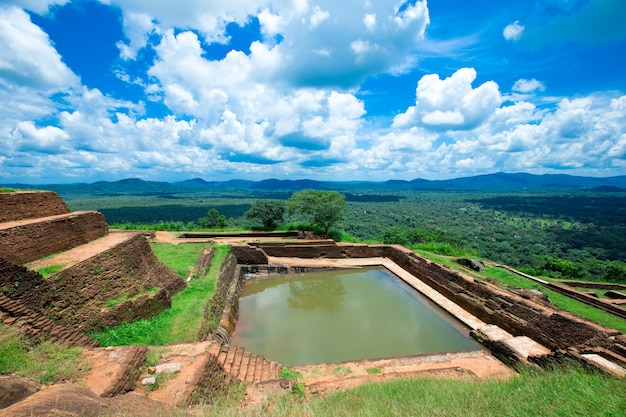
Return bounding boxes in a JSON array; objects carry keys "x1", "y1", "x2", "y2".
[{"x1": 27, "y1": 173, "x2": 626, "y2": 284}]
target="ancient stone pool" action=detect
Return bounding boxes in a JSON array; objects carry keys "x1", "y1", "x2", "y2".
[{"x1": 231, "y1": 267, "x2": 481, "y2": 365}]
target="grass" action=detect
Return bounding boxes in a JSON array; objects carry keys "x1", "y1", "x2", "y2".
[
  {"x1": 480, "y1": 266, "x2": 626, "y2": 333},
  {"x1": 415, "y1": 249, "x2": 626, "y2": 334},
  {"x1": 37, "y1": 264, "x2": 64, "y2": 278},
  {"x1": 105, "y1": 287, "x2": 160, "y2": 308},
  {"x1": 188, "y1": 364, "x2": 625, "y2": 417},
  {"x1": 333, "y1": 366, "x2": 352, "y2": 377},
  {"x1": 280, "y1": 367, "x2": 302, "y2": 380},
  {"x1": 92, "y1": 244, "x2": 231, "y2": 346},
  {"x1": 574, "y1": 287, "x2": 626, "y2": 299},
  {"x1": 150, "y1": 242, "x2": 209, "y2": 278},
  {"x1": 0, "y1": 323, "x2": 88, "y2": 384}
]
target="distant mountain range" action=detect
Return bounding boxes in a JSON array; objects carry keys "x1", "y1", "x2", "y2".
[{"x1": 4, "y1": 172, "x2": 626, "y2": 195}]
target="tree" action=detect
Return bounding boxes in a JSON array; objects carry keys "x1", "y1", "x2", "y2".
[
  {"x1": 288, "y1": 189, "x2": 346, "y2": 238},
  {"x1": 199, "y1": 208, "x2": 227, "y2": 229},
  {"x1": 245, "y1": 200, "x2": 286, "y2": 229}
]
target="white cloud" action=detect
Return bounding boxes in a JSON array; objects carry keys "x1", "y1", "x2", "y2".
[
  {"x1": 107, "y1": 0, "x2": 265, "y2": 44},
  {"x1": 113, "y1": 1, "x2": 430, "y2": 89},
  {"x1": 12, "y1": 121, "x2": 69, "y2": 153},
  {"x1": 394, "y1": 0, "x2": 429, "y2": 30},
  {"x1": 512, "y1": 78, "x2": 546, "y2": 93},
  {"x1": 393, "y1": 68, "x2": 502, "y2": 130},
  {"x1": 0, "y1": 6, "x2": 79, "y2": 89},
  {"x1": 117, "y1": 11, "x2": 155, "y2": 60},
  {"x1": 2, "y1": 1, "x2": 625, "y2": 183},
  {"x1": 503, "y1": 20, "x2": 524, "y2": 41},
  {"x1": 421, "y1": 110, "x2": 465, "y2": 126},
  {"x1": 363, "y1": 13, "x2": 376, "y2": 30},
  {"x1": 309, "y1": 6, "x2": 329, "y2": 28}
]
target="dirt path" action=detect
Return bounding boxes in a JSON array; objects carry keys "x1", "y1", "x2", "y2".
[
  {"x1": 0, "y1": 211, "x2": 95, "y2": 230},
  {"x1": 27, "y1": 231, "x2": 138, "y2": 271}
]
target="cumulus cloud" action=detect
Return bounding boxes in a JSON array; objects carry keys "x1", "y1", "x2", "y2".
[
  {"x1": 12, "y1": 121, "x2": 69, "y2": 153},
  {"x1": 2, "y1": 0, "x2": 625, "y2": 183},
  {"x1": 393, "y1": 68, "x2": 502, "y2": 131},
  {"x1": 119, "y1": 0, "x2": 430, "y2": 89},
  {"x1": 503, "y1": 20, "x2": 524, "y2": 41},
  {"x1": 117, "y1": 11, "x2": 155, "y2": 60},
  {"x1": 425, "y1": 92, "x2": 626, "y2": 177},
  {"x1": 0, "y1": 6, "x2": 79, "y2": 89}
]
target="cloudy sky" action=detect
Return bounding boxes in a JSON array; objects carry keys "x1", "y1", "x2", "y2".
[{"x1": 1, "y1": 0, "x2": 625, "y2": 184}]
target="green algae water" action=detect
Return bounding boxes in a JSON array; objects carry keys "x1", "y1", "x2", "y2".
[{"x1": 231, "y1": 267, "x2": 480, "y2": 365}]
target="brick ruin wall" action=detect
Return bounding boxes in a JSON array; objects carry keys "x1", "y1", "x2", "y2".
[
  {"x1": 377, "y1": 245, "x2": 621, "y2": 352},
  {"x1": 0, "y1": 191, "x2": 70, "y2": 222},
  {"x1": 0, "y1": 234, "x2": 186, "y2": 333},
  {"x1": 45, "y1": 234, "x2": 185, "y2": 331},
  {"x1": 198, "y1": 253, "x2": 239, "y2": 342},
  {"x1": 0, "y1": 211, "x2": 109, "y2": 264}
]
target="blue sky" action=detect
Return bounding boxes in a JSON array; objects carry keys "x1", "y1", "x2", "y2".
[{"x1": 1, "y1": 0, "x2": 625, "y2": 184}]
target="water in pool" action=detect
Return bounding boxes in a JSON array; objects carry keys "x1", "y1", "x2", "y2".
[{"x1": 231, "y1": 267, "x2": 480, "y2": 365}]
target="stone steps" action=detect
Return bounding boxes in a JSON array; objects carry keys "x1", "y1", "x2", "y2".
[
  {"x1": 0, "y1": 294, "x2": 99, "y2": 348},
  {"x1": 215, "y1": 342, "x2": 282, "y2": 384},
  {"x1": 130, "y1": 341, "x2": 283, "y2": 406}
]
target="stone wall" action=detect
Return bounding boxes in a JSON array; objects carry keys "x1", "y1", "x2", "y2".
[
  {"x1": 251, "y1": 241, "x2": 384, "y2": 259},
  {"x1": 48, "y1": 234, "x2": 185, "y2": 331},
  {"x1": 0, "y1": 211, "x2": 108, "y2": 264},
  {"x1": 0, "y1": 191, "x2": 69, "y2": 222},
  {"x1": 378, "y1": 245, "x2": 620, "y2": 351},
  {"x1": 230, "y1": 245, "x2": 268, "y2": 265},
  {"x1": 198, "y1": 252, "x2": 238, "y2": 341},
  {"x1": 0, "y1": 258, "x2": 53, "y2": 312},
  {"x1": 0, "y1": 234, "x2": 186, "y2": 333}
]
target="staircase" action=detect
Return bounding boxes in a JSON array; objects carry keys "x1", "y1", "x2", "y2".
[
  {"x1": 0, "y1": 293, "x2": 98, "y2": 347},
  {"x1": 80, "y1": 341, "x2": 283, "y2": 406}
]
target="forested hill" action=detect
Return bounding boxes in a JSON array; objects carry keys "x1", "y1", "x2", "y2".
[{"x1": 5, "y1": 172, "x2": 626, "y2": 195}]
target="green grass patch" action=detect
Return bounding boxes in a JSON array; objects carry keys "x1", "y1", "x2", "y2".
[
  {"x1": 0, "y1": 324, "x2": 88, "y2": 384},
  {"x1": 92, "y1": 244, "x2": 230, "y2": 346},
  {"x1": 280, "y1": 367, "x2": 302, "y2": 380},
  {"x1": 0, "y1": 187, "x2": 17, "y2": 192},
  {"x1": 104, "y1": 287, "x2": 160, "y2": 308},
  {"x1": 333, "y1": 366, "x2": 352, "y2": 377},
  {"x1": 150, "y1": 242, "x2": 208, "y2": 278},
  {"x1": 37, "y1": 264, "x2": 64, "y2": 278},
  {"x1": 412, "y1": 251, "x2": 626, "y2": 334},
  {"x1": 480, "y1": 266, "x2": 626, "y2": 333},
  {"x1": 574, "y1": 287, "x2": 626, "y2": 299},
  {"x1": 203, "y1": 364, "x2": 625, "y2": 417}
]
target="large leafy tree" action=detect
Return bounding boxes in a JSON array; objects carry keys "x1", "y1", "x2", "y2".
[
  {"x1": 245, "y1": 200, "x2": 286, "y2": 229},
  {"x1": 288, "y1": 189, "x2": 346, "y2": 238},
  {"x1": 199, "y1": 208, "x2": 227, "y2": 229}
]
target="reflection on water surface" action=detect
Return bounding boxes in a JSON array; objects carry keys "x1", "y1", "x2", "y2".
[{"x1": 232, "y1": 267, "x2": 480, "y2": 365}]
